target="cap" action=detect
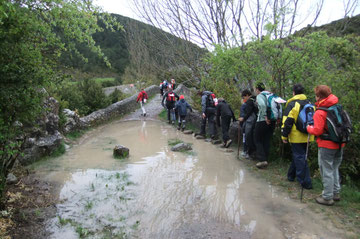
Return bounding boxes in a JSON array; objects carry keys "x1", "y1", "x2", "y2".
[{"x1": 180, "y1": 95, "x2": 184, "y2": 100}]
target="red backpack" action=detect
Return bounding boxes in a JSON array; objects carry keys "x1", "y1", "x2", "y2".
[{"x1": 167, "y1": 92, "x2": 176, "y2": 102}]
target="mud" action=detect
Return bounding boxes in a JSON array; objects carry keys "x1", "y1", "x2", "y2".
[{"x1": 6, "y1": 94, "x2": 354, "y2": 239}]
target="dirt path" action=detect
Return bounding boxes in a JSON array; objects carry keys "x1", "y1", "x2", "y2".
[{"x1": 3, "y1": 94, "x2": 356, "y2": 239}]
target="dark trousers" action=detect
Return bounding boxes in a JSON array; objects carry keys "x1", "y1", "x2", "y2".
[
  {"x1": 221, "y1": 116, "x2": 231, "y2": 142},
  {"x1": 200, "y1": 112, "x2": 217, "y2": 136},
  {"x1": 288, "y1": 143, "x2": 312, "y2": 188},
  {"x1": 178, "y1": 115, "x2": 186, "y2": 129},
  {"x1": 254, "y1": 121, "x2": 275, "y2": 162},
  {"x1": 244, "y1": 122, "x2": 256, "y2": 155}
]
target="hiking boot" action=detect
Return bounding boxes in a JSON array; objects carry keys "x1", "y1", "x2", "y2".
[
  {"x1": 315, "y1": 196, "x2": 334, "y2": 206},
  {"x1": 181, "y1": 128, "x2": 185, "y2": 132},
  {"x1": 333, "y1": 193, "x2": 341, "y2": 201},
  {"x1": 256, "y1": 161, "x2": 268, "y2": 169},
  {"x1": 225, "y1": 139, "x2": 233, "y2": 148},
  {"x1": 143, "y1": 113, "x2": 147, "y2": 117},
  {"x1": 177, "y1": 126, "x2": 181, "y2": 130}
]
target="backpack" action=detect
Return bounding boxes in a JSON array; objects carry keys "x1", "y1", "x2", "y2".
[
  {"x1": 167, "y1": 92, "x2": 176, "y2": 102},
  {"x1": 317, "y1": 104, "x2": 352, "y2": 144},
  {"x1": 295, "y1": 100, "x2": 315, "y2": 134},
  {"x1": 207, "y1": 93, "x2": 218, "y2": 107},
  {"x1": 261, "y1": 92, "x2": 285, "y2": 121}
]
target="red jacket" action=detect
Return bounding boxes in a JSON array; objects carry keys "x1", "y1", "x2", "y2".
[
  {"x1": 136, "y1": 91, "x2": 148, "y2": 102},
  {"x1": 307, "y1": 94, "x2": 345, "y2": 149}
]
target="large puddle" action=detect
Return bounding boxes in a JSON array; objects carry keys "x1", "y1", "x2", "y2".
[{"x1": 35, "y1": 120, "x2": 346, "y2": 239}]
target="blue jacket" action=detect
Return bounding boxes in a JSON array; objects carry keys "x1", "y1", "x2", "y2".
[{"x1": 175, "y1": 99, "x2": 192, "y2": 116}]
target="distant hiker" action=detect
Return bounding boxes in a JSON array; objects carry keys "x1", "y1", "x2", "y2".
[
  {"x1": 160, "y1": 80, "x2": 168, "y2": 97},
  {"x1": 281, "y1": 84, "x2": 314, "y2": 190},
  {"x1": 239, "y1": 89, "x2": 258, "y2": 158},
  {"x1": 162, "y1": 88, "x2": 179, "y2": 124},
  {"x1": 254, "y1": 83, "x2": 276, "y2": 169},
  {"x1": 216, "y1": 98, "x2": 236, "y2": 148},
  {"x1": 175, "y1": 95, "x2": 193, "y2": 131},
  {"x1": 136, "y1": 88, "x2": 148, "y2": 117},
  {"x1": 195, "y1": 91, "x2": 218, "y2": 139},
  {"x1": 307, "y1": 85, "x2": 349, "y2": 206},
  {"x1": 170, "y1": 78, "x2": 176, "y2": 90}
]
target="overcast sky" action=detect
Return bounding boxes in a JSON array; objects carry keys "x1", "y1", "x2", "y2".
[{"x1": 95, "y1": 0, "x2": 360, "y2": 27}]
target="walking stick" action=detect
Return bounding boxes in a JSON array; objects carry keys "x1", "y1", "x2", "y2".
[
  {"x1": 237, "y1": 121, "x2": 242, "y2": 158},
  {"x1": 301, "y1": 133, "x2": 311, "y2": 202}
]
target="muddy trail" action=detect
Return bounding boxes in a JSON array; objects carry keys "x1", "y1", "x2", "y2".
[{"x1": 7, "y1": 94, "x2": 353, "y2": 239}]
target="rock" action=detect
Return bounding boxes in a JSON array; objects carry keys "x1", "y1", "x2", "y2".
[
  {"x1": 6, "y1": 173, "x2": 17, "y2": 184},
  {"x1": 63, "y1": 109, "x2": 81, "y2": 134},
  {"x1": 225, "y1": 149, "x2": 234, "y2": 152},
  {"x1": 113, "y1": 145, "x2": 129, "y2": 159},
  {"x1": 183, "y1": 130, "x2": 193, "y2": 134},
  {"x1": 171, "y1": 143, "x2": 192, "y2": 152},
  {"x1": 195, "y1": 135, "x2": 205, "y2": 139},
  {"x1": 211, "y1": 139, "x2": 222, "y2": 145},
  {"x1": 205, "y1": 138, "x2": 212, "y2": 142}
]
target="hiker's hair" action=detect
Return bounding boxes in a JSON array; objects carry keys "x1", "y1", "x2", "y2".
[
  {"x1": 197, "y1": 90, "x2": 203, "y2": 96},
  {"x1": 314, "y1": 85, "x2": 331, "y2": 99},
  {"x1": 256, "y1": 83, "x2": 265, "y2": 92},
  {"x1": 241, "y1": 89, "x2": 252, "y2": 97},
  {"x1": 293, "y1": 84, "x2": 304, "y2": 95}
]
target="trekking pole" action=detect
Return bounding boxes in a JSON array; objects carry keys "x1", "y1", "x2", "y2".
[{"x1": 301, "y1": 133, "x2": 311, "y2": 202}]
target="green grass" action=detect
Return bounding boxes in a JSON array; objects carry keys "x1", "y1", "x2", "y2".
[
  {"x1": 168, "y1": 138, "x2": 184, "y2": 146},
  {"x1": 66, "y1": 129, "x2": 87, "y2": 141},
  {"x1": 92, "y1": 77, "x2": 115, "y2": 84}
]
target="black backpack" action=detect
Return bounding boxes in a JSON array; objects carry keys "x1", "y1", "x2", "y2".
[{"x1": 317, "y1": 104, "x2": 352, "y2": 144}]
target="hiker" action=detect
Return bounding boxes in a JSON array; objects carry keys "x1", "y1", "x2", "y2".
[
  {"x1": 174, "y1": 95, "x2": 193, "y2": 131},
  {"x1": 170, "y1": 78, "x2": 176, "y2": 90},
  {"x1": 162, "y1": 88, "x2": 179, "y2": 124},
  {"x1": 254, "y1": 83, "x2": 276, "y2": 168},
  {"x1": 195, "y1": 91, "x2": 218, "y2": 139},
  {"x1": 160, "y1": 80, "x2": 168, "y2": 97},
  {"x1": 307, "y1": 85, "x2": 346, "y2": 206},
  {"x1": 239, "y1": 89, "x2": 257, "y2": 158},
  {"x1": 136, "y1": 88, "x2": 148, "y2": 117},
  {"x1": 216, "y1": 98, "x2": 236, "y2": 148},
  {"x1": 281, "y1": 84, "x2": 314, "y2": 189}
]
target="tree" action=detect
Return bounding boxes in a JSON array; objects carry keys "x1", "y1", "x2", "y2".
[{"x1": 0, "y1": 0, "x2": 120, "y2": 198}]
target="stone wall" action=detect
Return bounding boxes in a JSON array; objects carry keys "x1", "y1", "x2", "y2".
[{"x1": 79, "y1": 85, "x2": 159, "y2": 128}]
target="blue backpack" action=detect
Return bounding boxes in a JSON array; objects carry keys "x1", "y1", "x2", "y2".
[{"x1": 296, "y1": 100, "x2": 315, "y2": 134}]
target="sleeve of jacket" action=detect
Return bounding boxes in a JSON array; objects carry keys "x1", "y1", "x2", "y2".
[
  {"x1": 307, "y1": 110, "x2": 326, "y2": 136},
  {"x1": 136, "y1": 93, "x2": 141, "y2": 102},
  {"x1": 201, "y1": 95, "x2": 207, "y2": 114},
  {"x1": 144, "y1": 92, "x2": 148, "y2": 99},
  {"x1": 230, "y1": 106, "x2": 236, "y2": 121},
  {"x1": 175, "y1": 93, "x2": 179, "y2": 100},
  {"x1": 243, "y1": 100, "x2": 254, "y2": 122},
  {"x1": 186, "y1": 102, "x2": 193, "y2": 112},
  {"x1": 281, "y1": 102, "x2": 297, "y2": 140}
]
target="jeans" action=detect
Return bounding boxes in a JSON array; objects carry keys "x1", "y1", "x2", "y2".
[
  {"x1": 288, "y1": 143, "x2": 312, "y2": 188},
  {"x1": 254, "y1": 121, "x2": 275, "y2": 162},
  {"x1": 200, "y1": 111, "x2": 217, "y2": 136},
  {"x1": 318, "y1": 147, "x2": 343, "y2": 200},
  {"x1": 166, "y1": 103, "x2": 176, "y2": 122}
]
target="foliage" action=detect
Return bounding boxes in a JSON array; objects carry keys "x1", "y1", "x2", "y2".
[
  {"x1": 0, "y1": 0, "x2": 120, "y2": 199},
  {"x1": 203, "y1": 32, "x2": 360, "y2": 184}
]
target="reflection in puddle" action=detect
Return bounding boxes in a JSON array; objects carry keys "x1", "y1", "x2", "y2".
[{"x1": 36, "y1": 120, "x2": 346, "y2": 239}]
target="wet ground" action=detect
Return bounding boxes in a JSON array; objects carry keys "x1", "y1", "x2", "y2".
[{"x1": 22, "y1": 95, "x2": 351, "y2": 238}]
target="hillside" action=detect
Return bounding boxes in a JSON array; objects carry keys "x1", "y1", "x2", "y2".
[
  {"x1": 60, "y1": 14, "x2": 207, "y2": 83},
  {"x1": 294, "y1": 14, "x2": 360, "y2": 37}
]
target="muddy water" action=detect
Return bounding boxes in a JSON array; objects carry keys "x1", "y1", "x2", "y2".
[{"x1": 35, "y1": 120, "x2": 346, "y2": 239}]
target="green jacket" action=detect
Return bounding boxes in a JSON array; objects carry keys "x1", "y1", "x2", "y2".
[{"x1": 281, "y1": 94, "x2": 314, "y2": 143}]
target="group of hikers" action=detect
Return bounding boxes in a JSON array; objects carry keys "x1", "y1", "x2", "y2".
[{"x1": 137, "y1": 80, "x2": 350, "y2": 206}]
